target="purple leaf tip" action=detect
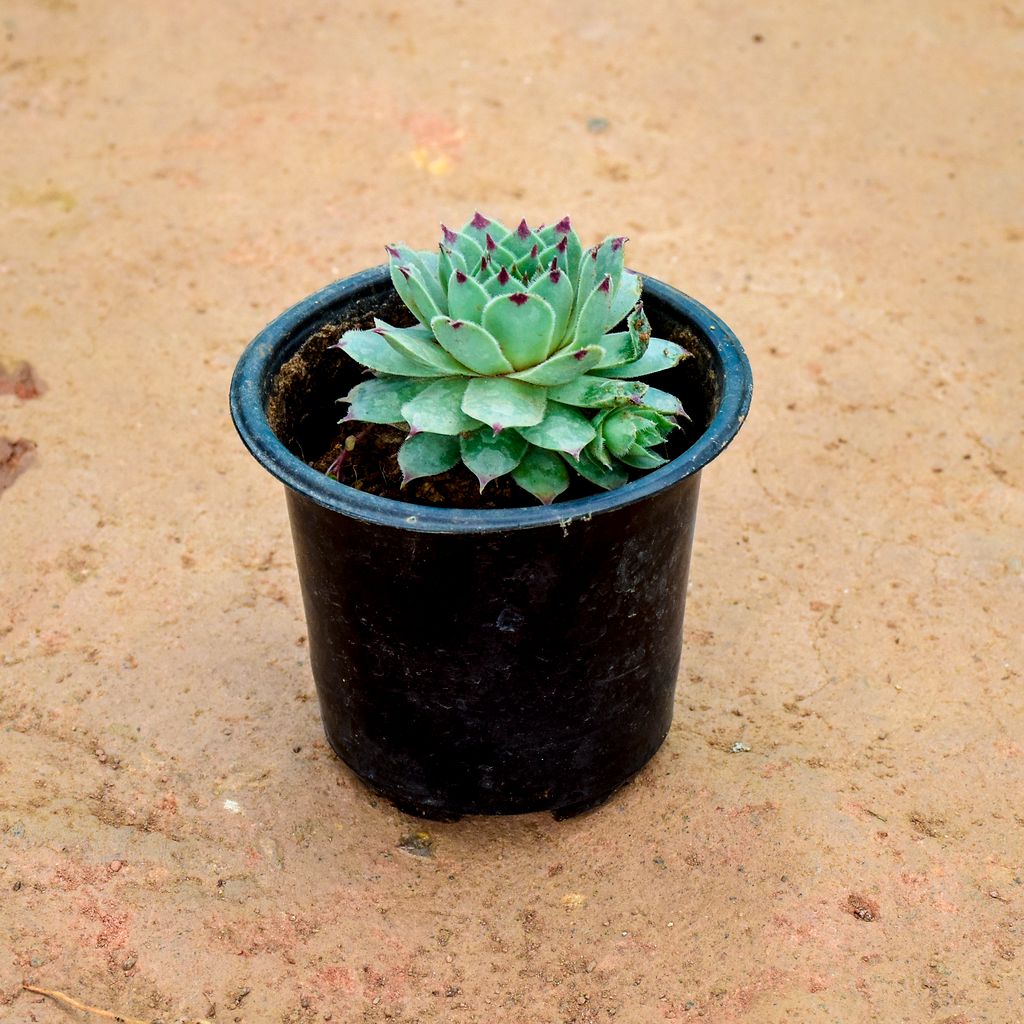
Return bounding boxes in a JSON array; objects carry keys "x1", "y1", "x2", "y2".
[
  {"x1": 491, "y1": 423, "x2": 503, "y2": 436},
  {"x1": 476, "y1": 473, "x2": 494, "y2": 493},
  {"x1": 480, "y1": 254, "x2": 490, "y2": 272},
  {"x1": 441, "y1": 223, "x2": 458, "y2": 245},
  {"x1": 455, "y1": 269, "x2": 468, "y2": 283},
  {"x1": 509, "y1": 293, "x2": 529, "y2": 306},
  {"x1": 516, "y1": 218, "x2": 531, "y2": 239},
  {"x1": 572, "y1": 349, "x2": 588, "y2": 361},
  {"x1": 556, "y1": 236, "x2": 568, "y2": 253},
  {"x1": 398, "y1": 265, "x2": 411, "y2": 279},
  {"x1": 549, "y1": 267, "x2": 562, "y2": 283},
  {"x1": 497, "y1": 266, "x2": 511, "y2": 285},
  {"x1": 407, "y1": 425, "x2": 422, "y2": 436},
  {"x1": 471, "y1": 212, "x2": 490, "y2": 230},
  {"x1": 598, "y1": 274, "x2": 611, "y2": 293},
  {"x1": 529, "y1": 243, "x2": 539, "y2": 259},
  {"x1": 590, "y1": 246, "x2": 599, "y2": 260},
  {"x1": 554, "y1": 216, "x2": 571, "y2": 233},
  {"x1": 385, "y1": 244, "x2": 401, "y2": 258},
  {"x1": 450, "y1": 320, "x2": 465, "y2": 330},
  {"x1": 612, "y1": 236, "x2": 627, "y2": 251},
  {"x1": 628, "y1": 394, "x2": 644, "y2": 405},
  {"x1": 485, "y1": 232, "x2": 497, "y2": 251}
]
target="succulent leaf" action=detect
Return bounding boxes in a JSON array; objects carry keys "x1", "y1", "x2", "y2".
[
  {"x1": 537, "y1": 217, "x2": 583, "y2": 283},
  {"x1": 481, "y1": 292, "x2": 556, "y2": 370},
  {"x1": 640, "y1": 385, "x2": 687, "y2": 416},
  {"x1": 374, "y1": 322, "x2": 471, "y2": 375},
  {"x1": 452, "y1": 230, "x2": 485, "y2": 270},
  {"x1": 387, "y1": 244, "x2": 447, "y2": 314},
  {"x1": 483, "y1": 265, "x2": 520, "y2": 298},
  {"x1": 600, "y1": 338, "x2": 689, "y2": 378},
  {"x1": 517, "y1": 401, "x2": 596, "y2": 457},
  {"x1": 511, "y1": 447, "x2": 570, "y2": 505},
  {"x1": 343, "y1": 376, "x2": 431, "y2": 425},
  {"x1": 430, "y1": 316, "x2": 515, "y2": 375},
  {"x1": 338, "y1": 330, "x2": 450, "y2": 377},
  {"x1": 460, "y1": 427, "x2": 528, "y2": 490},
  {"x1": 615, "y1": 444, "x2": 669, "y2": 470},
  {"x1": 528, "y1": 265, "x2": 574, "y2": 351},
  {"x1": 499, "y1": 219, "x2": 544, "y2": 261},
  {"x1": 571, "y1": 275, "x2": 615, "y2": 348},
  {"x1": 437, "y1": 244, "x2": 465, "y2": 292},
  {"x1": 603, "y1": 412, "x2": 638, "y2": 458},
  {"x1": 508, "y1": 344, "x2": 604, "y2": 385},
  {"x1": 606, "y1": 270, "x2": 642, "y2": 331},
  {"x1": 447, "y1": 269, "x2": 491, "y2": 324},
  {"x1": 628, "y1": 302, "x2": 653, "y2": 357},
  {"x1": 401, "y1": 378, "x2": 481, "y2": 435},
  {"x1": 577, "y1": 236, "x2": 625, "y2": 307},
  {"x1": 561, "y1": 448, "x2": 629, "y2": 490},
  {"x1": 462, "y1": 377, "x2": 547, "y2": 431},
  {"x1": 547, "y1": 375, "x2": 649, "y2": 409},
  {"x1": 398, "y1": 432, "x2": 461, "y2": 485},
  {"x1": 593, "y1": 331, "x2": 643, "y2": 369},
  {"x1": 460, "y1": 212, "x2": 509, "y2": 251}
]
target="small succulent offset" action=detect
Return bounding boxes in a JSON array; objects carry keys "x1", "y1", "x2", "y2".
[{"x1": 333, "y1": 213, "x2": 689, "y2": 504}]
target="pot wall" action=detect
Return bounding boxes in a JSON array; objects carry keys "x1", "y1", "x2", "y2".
[{"x1": 287, "y1": 472, "x2": 700, "y2": 818}]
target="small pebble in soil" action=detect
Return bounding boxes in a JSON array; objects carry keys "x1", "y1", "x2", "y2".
[
  {"x1": 108, "y1": 860, "x2": 123, "y2": 873},
  {"x1": 122, "y1": 955, "x2": 137, "y2": 971},
  {"x1": 586, "y1": 116, "x2": 610, "y2": 133},
  {"x1": 730, "y1": 742, "x2": 752, "y2": 753},
  {"x1": 397, "y1": 831, "x2": 433, "y2": 857}
]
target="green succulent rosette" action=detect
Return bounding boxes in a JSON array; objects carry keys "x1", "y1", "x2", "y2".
[{"x1": 334, "y1": 213, "x2": 690, "y2": 504}]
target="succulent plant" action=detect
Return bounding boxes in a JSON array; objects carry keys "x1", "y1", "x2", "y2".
[{"x1": 333, "y1": 214, "x2": 689, "y2": 504}]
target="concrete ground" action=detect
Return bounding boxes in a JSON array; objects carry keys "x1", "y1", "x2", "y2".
[{"x1": 2, "y1": 2, "x2": 1022, "y2": 1021}]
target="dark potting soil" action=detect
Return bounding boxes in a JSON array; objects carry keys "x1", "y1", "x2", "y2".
[{"x1": 266, "y1": 289, "x2": 709, "y2": 510}]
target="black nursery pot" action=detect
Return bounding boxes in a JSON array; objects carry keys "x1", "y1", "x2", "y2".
[{"x1": 230, "y1": 266, "x2": 752, "y2": 819}]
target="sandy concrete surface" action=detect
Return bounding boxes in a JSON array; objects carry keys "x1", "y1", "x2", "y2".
[{"x1": 2, "y1": 1, "x2": 1022, "y2": 1021}]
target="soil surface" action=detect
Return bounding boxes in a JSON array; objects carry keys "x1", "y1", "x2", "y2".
[{"x1": 3, "y1": 3, "x2": 1022, "y2": 1023}]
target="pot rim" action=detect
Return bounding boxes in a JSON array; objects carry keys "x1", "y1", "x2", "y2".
[{"x1": 230, "y1": 266, "x2": 753, "y2": 535}]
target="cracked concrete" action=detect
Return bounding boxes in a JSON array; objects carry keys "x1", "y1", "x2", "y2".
[{"x1": 2, "y1": 1, "x2": 1022, "y2": 1022}]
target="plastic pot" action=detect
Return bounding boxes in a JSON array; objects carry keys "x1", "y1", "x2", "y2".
[{"x1": 230, "y1": 266, "x2": 752, "y2": 819}]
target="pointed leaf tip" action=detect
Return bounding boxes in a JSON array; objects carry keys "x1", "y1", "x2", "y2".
[
  {"x1": 556, "y1": 236, "x2": 568, "y2": 253},
  {"x1": 549, "y1": 267, "x2": 562, "y2": 283},
  {"x1": 455, "y1": 269, "x2": 468, "y2": 283},
  {"x1": 441, "y1": 224, "x2": 458, "y2": 245},
  {"x1": 398, "y1": 265, "x2": 411, "y2": 279},
  {"x1": 572, "y1": 349, "x2": 588, "y2": 360},
  {"x1": 598, "y1": 274, "x2": 611, "y2": 292},
  {"x1": 491, "y1": 423, "x2": 503, "y2": 435},
  {"x1": 529, "y1": 243, "x2": 539, "y2": 258},
  {"x1": 497, "y1": 266, "x2": 511, "y2": 284},
  {"x1": 554, "y1": 216, "x2": 571, "y2": 233},
  {"x1": 385, "y1": 244, "x2": 400, "y2": 258},
  {"x1": 485, "y1": 233, "x2": 497, "y2": 251},
  {"x1": 509, "y1": 293, "x2": 529, "y2": 306},
  {"x1": 612, "y1": 236, "x2": 627, "y2": 251},
  {"x1": 516, "y1": 218, "x2": 531, "y2": 239},
  {"x1": 450, "y1": 319, "x2": 464, "y2": 329},
  {"x1": 471, "y1": 212, "x2": 490, "y2": 229}
]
